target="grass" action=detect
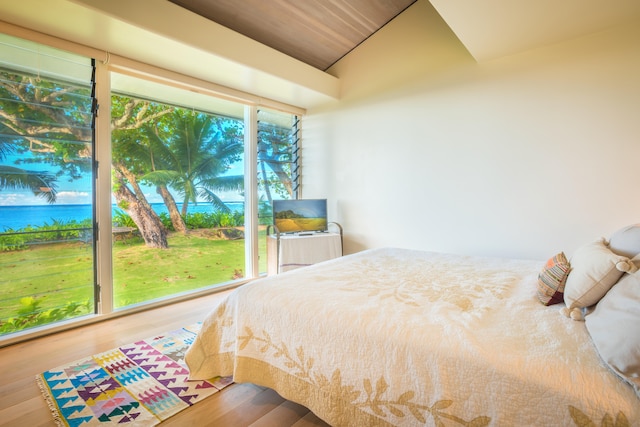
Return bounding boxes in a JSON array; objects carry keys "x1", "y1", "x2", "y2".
[
  {"x1": 112, "y1": 230, "x2": 257, "y2": 307},
  {"x1": 0, "y1": 242, "x2": 95, "y2": 320},
  {"x1": 0, "y1": 227, "x2": 267, "y2": 324}
]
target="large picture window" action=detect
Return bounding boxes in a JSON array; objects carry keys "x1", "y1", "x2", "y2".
[
  {"x1": 110, "y1": 73, "x2": 247, "y2": 309},
  {"x1": 0, "y1": 33, "x2": 302, "y2": 341}
]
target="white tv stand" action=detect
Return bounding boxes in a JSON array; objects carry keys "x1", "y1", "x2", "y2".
[{"x1": 267, "y1": 222, "x2": 343, "y2": 275}]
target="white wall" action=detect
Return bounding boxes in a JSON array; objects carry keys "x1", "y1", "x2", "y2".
[{"x1": 303, "y1": 0, "x2": 640, "y2": 260}]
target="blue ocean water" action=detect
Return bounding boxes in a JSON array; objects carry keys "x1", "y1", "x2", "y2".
[{"x1": 0, "y1": 202, "x2": 244, "y2": 231}]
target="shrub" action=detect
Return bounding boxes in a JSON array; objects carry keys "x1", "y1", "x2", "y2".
[
  {"x1": 0, "y1": 296, "x2": 91, "y2": 334},
  {"x1": 0, "y1": 218, "x2": 92, "y2": 252},
  {"x1": 112, "y1": 209, "x2": 137, "y2": 228}
]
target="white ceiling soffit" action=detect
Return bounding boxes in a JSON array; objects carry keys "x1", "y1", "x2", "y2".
[
  {"x1": 429, "y1": 0, "x2": 640, "y2": 62},
  {"x1": 0, "y1": 0, "x2": 339, "y2": 110},
  {"x1": 4, "y1": 0, "x2": 640, "y2": 108}
]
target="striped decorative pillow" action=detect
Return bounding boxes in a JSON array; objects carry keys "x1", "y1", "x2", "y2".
[{"x1": 537, "y1": 252, "x2": 571, "y2": 305}]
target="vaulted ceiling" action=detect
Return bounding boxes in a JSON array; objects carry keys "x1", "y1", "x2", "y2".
[
  {"x1": 168, "y1": 0, "x2": 417, "y2": 71},
  {"x1": 168, "y1": 0, "x2": 640, "y2": 68}
]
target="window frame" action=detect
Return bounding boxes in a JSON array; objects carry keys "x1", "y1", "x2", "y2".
[{"x1": 0, "y1": 28, "x2": 304, "y2": 345}]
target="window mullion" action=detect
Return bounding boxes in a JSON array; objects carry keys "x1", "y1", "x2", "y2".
[
  {"x1": 95, "y1": 60, "x2": 113, "y2": 314},
  {"x1": 244, "y1": 105, "x2": 259, "y2": 279}
]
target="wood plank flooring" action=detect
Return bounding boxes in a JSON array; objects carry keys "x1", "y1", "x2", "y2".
[{"x1": 0, "y1": 289, "x2": 330, "y2": 426}]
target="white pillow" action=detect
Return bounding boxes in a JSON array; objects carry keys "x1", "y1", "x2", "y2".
[
  {"x1": 561, "y1": 238, "x2": 637, "y2": 320},
  {"x1": 608, "y1": 224, "x2": 640, "y2": 259},
  {"x1": 585, "y1": 270, "x2": 640, "y2": 399}
]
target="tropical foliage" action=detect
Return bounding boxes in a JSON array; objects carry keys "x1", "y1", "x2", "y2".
[
  {"x1": 110, "y1": 96, "x2": 246, "y2": 247},
  {"x1": 0, "y1": 70, "x2": 248, "y2": 249},
  {"x1": 0, "y1": 68, "x2": 93, "y2": 203}
]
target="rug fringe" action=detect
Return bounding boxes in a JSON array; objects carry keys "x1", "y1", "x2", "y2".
[{"x1": 35, "y1": 374, "x2": 66, "y2": 427}]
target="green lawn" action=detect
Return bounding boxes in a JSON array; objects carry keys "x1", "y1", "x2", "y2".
[{"x1": 0, "y1": 228, "x2": 267, "y2": 325}]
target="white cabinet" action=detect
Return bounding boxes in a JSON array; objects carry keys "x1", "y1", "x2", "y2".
[{"x1": 267, "y1": 226, "x2": 343, "y2": 275}]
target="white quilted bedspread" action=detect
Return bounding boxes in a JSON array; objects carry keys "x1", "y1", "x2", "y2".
[{"x1": 185, "y1": 248, "x2": 640, "y2": 426}]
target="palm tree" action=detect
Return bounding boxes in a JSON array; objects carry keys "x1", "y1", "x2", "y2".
[
  {"x1": 111, "y1": 99, "x2": 243, "y2": 245},
  {"x1": 111, "y1": 96, "x2": 174, "y2": 248},
  {"x1": 142, "y1": 110, "x2": 244, "y2": 233}
]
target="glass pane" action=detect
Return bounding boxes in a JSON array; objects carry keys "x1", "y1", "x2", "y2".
[
  {"x1": 0, "y1": 35, "x2": 95, "y2": 337},
  {"x1": 111, "y1": 73, "x2": 246, "y2": 309},
  {"x1": 257, "y1": 108, "x2": 300, "y2": 274}
]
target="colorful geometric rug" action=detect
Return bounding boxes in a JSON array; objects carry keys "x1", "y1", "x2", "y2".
[{"x1": 36, "y1": 323, "x2": 232, "y2": 426}]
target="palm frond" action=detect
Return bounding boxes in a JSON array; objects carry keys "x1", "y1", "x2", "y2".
[
  {"x1": 198, "y1": 188, "x2": 231, "y2": 212},
  {"x1": 140, "y1": 170, "x2": 180, "y2": 186},
  {"x1": 0, "y1": 165, "x2": 58, "y2": 203},
  {"x1": 199, "y1": 174, "x2": 244, "y2": 192}
]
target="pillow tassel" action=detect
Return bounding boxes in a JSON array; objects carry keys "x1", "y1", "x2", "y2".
[
  {"x1": 616, "y1": 260, "x2": 638, "y2": 274},
  {"x1": 559, "y1": 306, "x2": 584, "y2": 321}
]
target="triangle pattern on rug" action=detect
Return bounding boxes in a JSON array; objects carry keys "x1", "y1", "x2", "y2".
[{"x1": 36, "y1": 323, "x2": 232, "y2": 427}]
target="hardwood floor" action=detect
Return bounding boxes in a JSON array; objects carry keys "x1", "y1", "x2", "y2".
[{"x1": 0, "y1": 290, "x2": 330, "y2": 426}]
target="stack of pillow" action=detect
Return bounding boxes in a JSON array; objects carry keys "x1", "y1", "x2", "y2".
[{"x1": 537, "y1": 224, "x2": 640, "y2": 399}]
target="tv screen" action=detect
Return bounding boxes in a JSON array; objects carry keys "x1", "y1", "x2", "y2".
[{"x1": 272, "y1": 199, "x2": 328, "y2": 234}]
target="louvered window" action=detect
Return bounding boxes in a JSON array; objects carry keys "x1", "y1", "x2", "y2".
[
  {"x1": 0, "y1": 33, "x2": 97, "y2": 334},
  {"x1": 257, "y1": 107, "x2": 301, "y2": 220}
]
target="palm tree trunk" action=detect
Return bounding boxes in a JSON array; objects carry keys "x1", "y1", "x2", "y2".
[
  {"x1": 157, "y1": 184, "x2": 187, "y2": 234},
  {"x1": 113, "y1": 166, "x2": 168, "y2": 249}
]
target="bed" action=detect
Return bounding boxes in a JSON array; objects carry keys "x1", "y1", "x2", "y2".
[{"x1": 185, "y1": 244, "x2": 640, "y2": 426}]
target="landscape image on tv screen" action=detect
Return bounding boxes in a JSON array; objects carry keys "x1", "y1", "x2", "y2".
[{"x1": 273, "y1": 199, "x2": 327, "y2": 233}]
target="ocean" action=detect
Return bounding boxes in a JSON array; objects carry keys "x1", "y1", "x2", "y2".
[{"x1": 0, "y1": 202, "x2": 244, "y2": 231}]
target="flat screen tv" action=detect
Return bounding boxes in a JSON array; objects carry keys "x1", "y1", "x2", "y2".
[{"x1": 272, "y1": 199, "x2": 328, "y2": 234}]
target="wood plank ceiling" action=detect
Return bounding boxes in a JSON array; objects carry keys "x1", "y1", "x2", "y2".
[{"x1": 168, "y1": 0, "x2": 417, "y2": 71}]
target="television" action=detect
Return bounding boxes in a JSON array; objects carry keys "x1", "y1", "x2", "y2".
[{"x1": 272, "y1": 199, "x2": 328, "y2": 234}]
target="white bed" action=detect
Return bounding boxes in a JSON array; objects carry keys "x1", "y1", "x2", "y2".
[{"x1": 185, "y1": 247, "x2": 640, "y2": 426}]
